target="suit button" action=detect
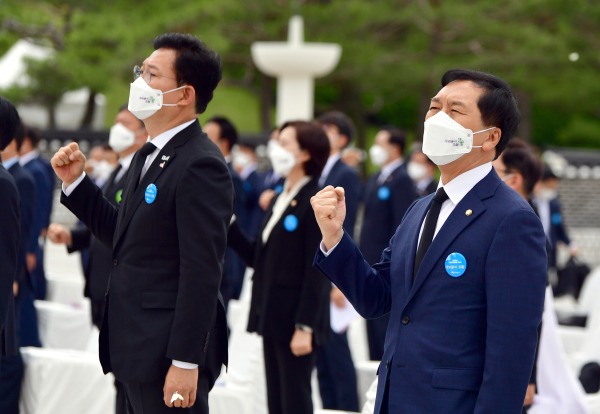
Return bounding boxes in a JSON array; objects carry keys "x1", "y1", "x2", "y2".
[
  {"x1": 113, "y1": 259, "x2": 118, "y2": 266},
  {"x1": 401, "y1": 316, "x2": 410, "y2": 325},
  {"x1": 385, "y1": 360, "x2": 390, "y2": 369}
]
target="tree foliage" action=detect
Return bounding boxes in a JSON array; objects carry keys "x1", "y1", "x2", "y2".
[{"x1": 1, "y1": 0, "x2": 599, "y2": 149}]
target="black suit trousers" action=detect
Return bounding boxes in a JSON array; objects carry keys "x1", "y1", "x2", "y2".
[{"x1": 263, "y1": 337, "x2": 318, "y2": 414}]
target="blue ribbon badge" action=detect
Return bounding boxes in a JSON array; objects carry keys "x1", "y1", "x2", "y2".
[
  {"x1": 378, "y1": 186, "x2": 391, "y2": 201},
  {"x1": 283, "y1": 214, "x2": 299, "y2": 232},
  {"x1": 445, "y1": 252, "x2": 467, "y2": 277},
  {"x1": 145, "y1": 183, "x2": 158, "y2": 204},
  {"x1": 551, "y1": 212, "x2": 562, "y2": 225}
]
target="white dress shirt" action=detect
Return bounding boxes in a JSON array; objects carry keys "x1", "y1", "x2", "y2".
[{"x1": 319, "y1": 153, "x2": 341, "y2": 187}]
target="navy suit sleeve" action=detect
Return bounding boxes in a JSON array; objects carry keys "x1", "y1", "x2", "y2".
[
  {"x1": 314, "y1": 231, "x2": 392, "y2": 319},
  {"x1": 475, "y1": 208, "x2": 546, "y2": 413},
  {"x1": 26, "y1": 167, "x2": 50, "y2": 253},
  {"x1": 15, "y1": 171, "x2": 35, "y2": 283},
  {"x1": 0, "y1": 173, "x2": 20, "y2": 333}
]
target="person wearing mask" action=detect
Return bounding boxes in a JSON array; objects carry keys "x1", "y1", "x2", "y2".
[
  {"x1": 232, "y1": 140, "x2": 265, "y2": 239},
  {"x1": 311, "y1": 69, "x2": 547, "y2": 413},
  {"x1": 0, "y1": 97, "x2": 21, "y2": 378},
  {"x1": 51, "y1": 33, "x2": 232, "y2": 413},
  {"x1": 19, "y1": 125, "x2": 54, "y2": 300},
  {"x1": 227, "y1": 120, "x2": 331, "y2": 414},
  {"x1": 360, "y1": 126, "x2": 418, "y2": 361},
  {"x1": 407, "y1": 144, "x2": 438, "y2": 197},
  {"x1": 205, "y1": 115, "x2": 247, "y2": 307},
  {"x1": 315, "y1": 110, "x2": 361, "y2": 412}
]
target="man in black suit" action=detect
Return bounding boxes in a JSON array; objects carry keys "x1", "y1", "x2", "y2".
[
  {"x1": 51, "y1": 33, "x2": 233, "y2": 413},
  {"x1": 205, "y1": 115, "x2": 247, "y2": 307},
  {"x1": 19, "y1": 125, "x2": 54, "y2": 300},
  {"x1": 315, "y1": 110, "x2": 361, "y2": 412},
  {"x1": 0, "y1": 96, "x2": 21, "y2": 371},
  {"x1": 360, "y1": 127, "x2": 418, "y2": 361}
]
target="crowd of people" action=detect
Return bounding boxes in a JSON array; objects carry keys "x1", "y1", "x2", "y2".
[{"x1": 0, "y1": 32, "x2": 590, "y2": 414}]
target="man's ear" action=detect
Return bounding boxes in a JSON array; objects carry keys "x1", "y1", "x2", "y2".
[
  {"x1": 178, "y1": 85, "x2": 196, "y2": 107},
  {"x1": 482, "y1": 128, "x2": 501, "y2": 154}
]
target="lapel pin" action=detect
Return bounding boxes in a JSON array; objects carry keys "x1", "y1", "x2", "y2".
[
  {"x1": 159, "y1": 161, "x2": 165, "y2": 169},
  {"x1": 465, "y1": 209, "x2": 473, "y2": 216},
  {"x1": 161, "y1": 155, "x2": 170, "y2": 161},
  {"x1": 290, "y1": 199, "x2": 297, "y2": 207}
]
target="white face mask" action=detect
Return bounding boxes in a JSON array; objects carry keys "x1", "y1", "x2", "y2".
[
  {"x1": 108, "y1": 123, "x2": 136, "y2": 153},
  {"x1": 268, "y1": 142, "x2": 296, "y2": 177},
  {"x1": 232, "y1": 151, "x2": 251, "y2": 170},
  {"x1": 91, "y1": 160, "x2": 114, "y2": 182},
  {"x1": 422, "y1": 111, "x2": 495, "y2": 166},
  {"x1": 127, "y1": 77, "x2": 186, "y2": 120},
  {"x1": 538, "y1": 188, "x2": 557, "y2": 201},
  {"x1": 407, "y1": 161, "x2": 427, "y2": 181},
  {"x1": 369, "y1": 144, "x2": 389, "y2": 167}
]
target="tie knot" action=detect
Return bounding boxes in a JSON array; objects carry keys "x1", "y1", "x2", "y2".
[
  {"x1": 434, "y1": 187, "x2": 449, "y2": 203},
  {"x1": 139, "y1": 142, "x2": 156, "y2": 157}
]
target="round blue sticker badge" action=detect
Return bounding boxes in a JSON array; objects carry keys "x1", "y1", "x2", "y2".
[
  {"x1": 283, "y1": 214, "x2": 299, "y2": 232},
  {"x1": 445, "y1": 252, "x2": 467, "y2": 277},
  {"x1": 378, "y1": 186, "x2": 391, "y2": 201},
  {"x1": 551, "y1": 212, "x2": 562, "y2": 225},
  {"x1": 145, "y1": 184, "x2": 158, "y2": 204},
  {"x1": 274, "y1": 184, "x2": 284, "y2": 194}
]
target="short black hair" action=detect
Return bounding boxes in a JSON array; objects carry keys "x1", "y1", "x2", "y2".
[
  {"x1": 206, "y1": 116, "x2": 238, "y2": 150},
  {"x1": 501, "y1": 145, "x2": 542, "y2": 196},
  {"x1": 441, "y1": 69, "x2": 520, "y2": 159},
  {"x1": 0, "y1": 97, "x2": 21, "y2": 151},
  {"x1": 317, "y1": 111, "x2": 355, "y2": 146},
  {"x1": 380, "y1": 126, "x2": 407, "y2": 154},
  {"x1": 541, "y1": 164, "x2": 558, "y2": 181},
  {"x1": 23, "y1": 124, "x2": 43, "y2": 148},
  {"x1": 13, "y1": 121, "x2": 25, "y2": 151},
  {"x1": 280, "y1": 120, "x2": 330, "y2": 177},
  {"x1": 153, "y1": 33, "x2": 222, "y2": 114}
]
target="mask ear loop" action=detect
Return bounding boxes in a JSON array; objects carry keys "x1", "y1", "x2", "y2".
[
  {"x1": 161, "y1": 85, "x2": 188, "y2": 107},
  {"x1": 471, "y1": 126, "x2": 497, "y2": 149}
]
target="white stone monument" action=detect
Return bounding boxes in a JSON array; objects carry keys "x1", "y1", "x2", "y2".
[{"x1": 251, "y1": 15, "x2": 342, "y2": 126}]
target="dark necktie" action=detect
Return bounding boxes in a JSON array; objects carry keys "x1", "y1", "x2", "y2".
[
  {"x1": 129, "y1": 142, "x2": 156, "y2": 191},
  {"x1": 413, "y1": 187, "x2": 449, "y2": 278}
]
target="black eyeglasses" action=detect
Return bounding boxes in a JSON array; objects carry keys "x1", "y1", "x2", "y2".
[{"x1": 133, "y1": 65, "x2": 178, "y2": 84}]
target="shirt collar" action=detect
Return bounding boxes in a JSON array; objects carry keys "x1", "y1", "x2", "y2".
[
  {"x1": 19, "y1": 150, "x2": 39, "y2": 166},
  {"x1": 439, "y1": 162, "x2": 492, "y2": 206},
  {"x1": 2, "y1": 156, "x2": 19, "y2": 170},
  {"x1": 147, "y1": 119, "x2": 195, "y2": 150},
  {"x1": 379, "y1": 158, "x2": 403, "y2": 183}
]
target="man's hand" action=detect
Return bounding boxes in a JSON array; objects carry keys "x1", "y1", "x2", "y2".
[
  {"x1": 258, "y1": 189, "x2": 276, "y2": 211},
  {"x1": 290, "y1": 329, "x2": 313, "y2": 357},
  {"x1": 13, "y1": 281, "x2": 19, "y2": 297},
  {"x1": 47, "y1": 223, "x2": 73, "y2": 245},
  {"x1": 163, "y1": 365, "x2": 198, "y2": 409},
  {"x1": 524, "y1": 383, "x2": 535, "y2": 407},
  {"x1": 51, "y1": 142, "x2": 86, "y2": 187},
  {"x1": 331, "y1": 286, "x2": 347, "y2": 309},
  {"x1": 26, "y1": 253, "x2": 37, "y2": 273},
  {"x1": 310, "y1": 185, "x2": 346, "y2": 251}
]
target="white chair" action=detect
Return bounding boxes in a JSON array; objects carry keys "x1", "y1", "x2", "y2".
[{"x1": 35, "y1": 299, "x2": 92, "y2": 351}]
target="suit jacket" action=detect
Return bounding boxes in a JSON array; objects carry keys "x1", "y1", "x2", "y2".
[
  {"x1": 239, "y1": 169, "x2": 265, "y2": 239},
  {"x1": 68, "y1": 166, "x2": 127, "y2": 303},
  {"x1": 228, "y1": 177, "x2": 331, "y2": 345},
  {"x1": 0, "y1": 166, "x2": 20, "y2": 357},
  {"x1": 547, "y1": 198, "x2": 571, "y2": 268},
  {"x1": 8, "y1": 163, "x2": 36, "y2": 287},
  {"x1": 22, "y1": 159, "x2": 52, "y2": 253},
  {"x1": 315, "y1": 169, "x2": 547, "y2": 413},
  {"x1": 322, "y1": 159, "x2": 360, "y2": 239},
  {"x1": 61, "y1": 120, "x2": 233, "y2": 386},
  {"x1": 359, "y1": 164, "x2": 418, "y2": 265}
]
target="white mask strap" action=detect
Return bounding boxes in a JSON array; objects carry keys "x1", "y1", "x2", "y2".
[
  {"x1": 471, "y1": 126, "x2": 496, "y2": 149},
  {"x1": 161, "y1": 85, "x2": 187, "y2": 107}
]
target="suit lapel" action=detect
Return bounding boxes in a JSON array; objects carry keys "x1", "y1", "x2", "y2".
[
  {"x1": 405, "y1": 171, "x2": 499, "y2": 304},
  {"x1": 113, "y1": 121, "x2": 199, "y2": 248}
]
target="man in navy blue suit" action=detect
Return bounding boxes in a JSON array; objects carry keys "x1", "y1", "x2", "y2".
[
  {"x1": 19, "y1": 125, "x2": 54, "y2": 300},
  {"x1": 315, "y1": 110, "x2": 361, "y2": 412},
  {"x1": 311, "y1": 69, "x2": 547, "y2": 413},
  {"x1": 360, "y1": 126, "x2": 417, "y2": 361},
  {"x1": 205, "y1": 116, "x2": 247, "y2": 307}
]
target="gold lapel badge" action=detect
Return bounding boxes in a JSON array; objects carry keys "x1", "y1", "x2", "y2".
[{"x1": 465, "y1": 209, "x2": 473, "y2": 216}]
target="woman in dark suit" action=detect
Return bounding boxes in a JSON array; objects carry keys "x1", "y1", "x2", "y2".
[{"x1": 228, "y1": 120, "x2": 331, "y2": 414}]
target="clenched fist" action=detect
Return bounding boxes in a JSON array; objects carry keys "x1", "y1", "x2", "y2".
[
  {"x1": 51, "y1": 142, "x2": 87, "y2": 187},
  {"x1": 310, "y1": 185, "x2": 346, "y2": 251}
]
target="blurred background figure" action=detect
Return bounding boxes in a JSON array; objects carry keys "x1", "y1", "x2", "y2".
[
  {"x1": 84, "y1": 144, "x2": 118, "y2": 188},
  {"x1": 233, "y1": 140, "x2": 265, "y2": 240},
  {"x1": 316, "y1": 110, "x2": 361, "y2": 413},
  {"x1": 227, "y1": 120, "x2": 331, "y2": 414},
  {"x1": 407, "y1": 143, "x2": 438, "y2": 198},
  {"x1": 341, "y1": 146, "x2": 365, "y2": 172},
  {"x1": 359, "y1": 126, "x2": 417, "y2": 361},
  {"x1": 205, "y1": 115, "x2": 248, "y2": 309},
  {"x1": 19, "y1": 124, "x2": 54, "y2": 301}
]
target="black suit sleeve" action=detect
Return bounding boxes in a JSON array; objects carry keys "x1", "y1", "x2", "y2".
[
  {"x1": 168, "y1": 157, "x2": 233, "y2": 366},
  {"x1": 227, "y1": 219, "x2": 257, "y2": 267},
  {"x1": 67, "y1": 227, "x2": 92, "y2": 253},
  {"x1": 61, "y1": 175, "x2": 118, "y2": 250}
]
